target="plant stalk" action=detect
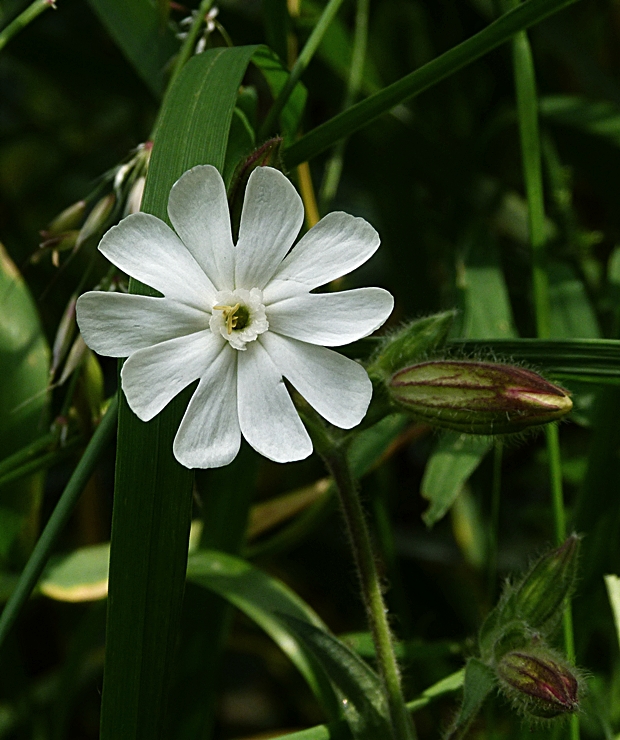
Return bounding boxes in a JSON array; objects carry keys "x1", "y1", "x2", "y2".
[
  {"x1": 259, "y1": 0, "x2": 346, "y2": 139},
  {"x1": 322, "y1": 446, "x2": 416, "y2": 740},
  {"x1": 510, "y1": 5, "x2": 579, "y2": 736},
  {"x1": 0, "y1": 394, "x2": 118, "y2": 649},
  {"x1": 0, "y1": 0, "x2": 55, "y2": 53}
]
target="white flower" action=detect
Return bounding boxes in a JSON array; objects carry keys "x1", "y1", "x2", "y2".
[{"x1": 76, "y1": 165, "x2": 393, "y2": 468}]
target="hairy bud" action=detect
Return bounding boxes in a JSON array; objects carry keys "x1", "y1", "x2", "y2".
[
  {"x1": 496, "y1": 649, "x2": 580, "y2": 718},
  {"x1": 389, "y1": 360, "x2": 572, "y2": 434},
  {"x1": 509, "y1": 534, "x2": 581, "y2": 635}
]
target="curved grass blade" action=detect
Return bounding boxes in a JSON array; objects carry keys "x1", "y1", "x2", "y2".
[
  {"x1": 277, "y1": 614, "x2": 390, "y2": 740},
  {"x1": 100, "y1": 46, "x2": 258, "y2": 740},
  {"x1": 283, "y1": 0, "x2": 582, "y2": 167},
  {"x1": 187, "y1": 549, "x2": 340, "y2": 720},
  {"x1": 448, "y1": 337, "x2": 620, "y2": 384}
]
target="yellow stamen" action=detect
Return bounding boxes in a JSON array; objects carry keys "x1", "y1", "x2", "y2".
[{"x1": 213, "y1": 303, "x2": 241, "y2": 335}]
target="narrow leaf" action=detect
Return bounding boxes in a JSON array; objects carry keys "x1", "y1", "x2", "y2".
[
  {"x1": 445, "y1": 658, "x2": 495, "y2": 739},
  {"x1": 283, "y1": 0, "x2": 581, "y2": 166},
  {"x1": 421, "y1": 433, "x2": 492, "y2": 528},
  {"x1": 100, "y1": 46, "x2": 258, "y2": 740},
  {"x1": 187, "y1": 549, "x2": 340, "y2": 718},
  {"x1": 604, "y1": 574, "x2": 620, "y2": 653},
  {"x1": 448, "y1": 337, "x2": 620, "y2": 384},
  {"x1": 0, "y1": 243, "x2": 49, "y2": 566},
  {"x1": 278, "y1": 614, "x2": 391, "y2": 740}
]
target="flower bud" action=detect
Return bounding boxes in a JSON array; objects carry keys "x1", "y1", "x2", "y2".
[
  {"x1": 510, "y1": 534, "x2": 580, "y2": 636},
  {"x1": 367, "y1": 311, "x2": 455, "y2": 381},
  {"x1": 389, "y1": 360, "x2": 572, "y2": 434},
  {"x1": 496, "y1": 649, "x2": 579, "y2": 718},
  {"x1": 75, "y1": 193, "x2": 116, "y2": 249},
  {"x1": 44, "y1": 200, "x2": 87, "y2": 236}
]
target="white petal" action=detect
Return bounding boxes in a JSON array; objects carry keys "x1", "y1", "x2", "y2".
[
  {"x1": 120, "y1": 329, "x2": 223, "y2": 422},
  {"x1": 168, "y1": 165, "x2": 235, "y2": 291},
  {"x1": 76, "y1": 292, "x2": 209, "y2": 357},
  {"x1": 98, "y1": 213, "x2": 216, "y2": 308},
  {"x1": 234, "y1": 167, "x2": 304, "y2": 291},
  {"x1": 237, "y1": 341, "x2": 312, "y2": 463},
  {"x1": 267, "y1": 288, "x2": 394, "y2": 346},
  {"x1": 263, "y1": 212, "x2": 381, "y2": 303},
  {"x1": 173, "y1": 345, "x2": 241, "y2": 469},
  {"x1": 261, "y1": 333, "x2": 372, "y2": 429}
]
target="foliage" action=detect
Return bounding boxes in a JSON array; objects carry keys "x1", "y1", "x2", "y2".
[{"x1": 2, "y1": 0, "x2": 620, "y2": 738}]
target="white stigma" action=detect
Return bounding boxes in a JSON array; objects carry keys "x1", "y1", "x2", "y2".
[{"x1": 209, "y1": 288, "x2": 268, "y2": 350}]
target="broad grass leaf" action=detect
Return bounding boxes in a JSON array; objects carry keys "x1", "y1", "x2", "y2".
[{"x1": 0, "y1": 244, "x2": 49, "y2": 567}]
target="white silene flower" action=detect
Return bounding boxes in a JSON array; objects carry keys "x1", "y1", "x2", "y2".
[{"x1": 76, "y1": 165, "x2": 393, "y2": 468}]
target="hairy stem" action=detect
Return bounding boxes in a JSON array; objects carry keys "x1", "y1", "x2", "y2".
[{"x1": 322, "y1": 446, "x2": 416, "y2": 740}]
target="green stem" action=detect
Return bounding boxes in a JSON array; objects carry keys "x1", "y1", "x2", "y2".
[
  {"x1": 0, "y1": 395, "x2": 118, "y2": 650},
  {"x1": 0, "y1": 0, "x2": 55, "y2": 53},
  {"x1": 546, "y1": 425, "x2": 565, "y2": 543},
  {"x1": 0, "y1": 431, "x2": 58, "y2": 479},
  {"x1": 283, "y1": 0, "x2": 581, "y2": 168},
  {"x1": 259, "y1": 0, "x2": 346, "y2": 140},
  {"x1": 511, "y1": 23, "x2": 550, "y2": 337},
  {"x1": 168, "y1": 0, "x2": 214, "y2": 90},
  {"x1": 319, "y1": 0, "x2": 370, "y2": 208},
  {"x1": 510, "y1": 7, "x2": 579, "y2": 737},
  {"x1": 486, "y1": 441, "x2": 503, "y2": 600},
  {"x1": 0, "y1": 436, "x2": 82, "y2": 491},
  {"x1": 322, "y1": 446, "x2": 416, "y2": 740}
]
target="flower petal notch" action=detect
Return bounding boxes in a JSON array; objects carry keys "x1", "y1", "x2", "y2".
[{"x1": 76, "y1": 165, "x2": 393, "y2": 468}]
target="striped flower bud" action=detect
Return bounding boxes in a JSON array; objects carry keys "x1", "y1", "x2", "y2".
[
  {"x1": 510, "y1": 534, "x2": 580, "y2": 636},
  {"x1": 496, "y1": 649, "x2": 580, "y2": 718},
  {"x1": 389, "y1": 360, "x2": 572, "y2": 434}
]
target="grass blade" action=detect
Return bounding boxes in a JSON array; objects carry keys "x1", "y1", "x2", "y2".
[
  {"x1": 99, "y1": 46, "x2": 258, "y2": 740},
  {"x1": 283, "y1": 0, "x2": 581, "y2": 167}
]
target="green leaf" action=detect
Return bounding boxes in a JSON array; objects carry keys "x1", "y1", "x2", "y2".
[
  {"x1": 548, "y1": 262, "x2": 601, "y2": 339},
  {"x1": 456, "y1": 234, "x2": 517, "y2": 340},
  {"x1": 604, "y1": 574, "x2": 620, "y2": 653},
  {"x1": 445, "y1": 658, "x2": 495, "y2": 739},
  {"x1": 277, "y1": 614, "x2": 391, "y2": 740},
  {"x1": 539, "y1": 95, "x2": 620, "y2": 148},
  {"x1": 187, "y1": 549, "x2": 340, "y2": 719},
  {"x1": 241, "y1": 669, "x2": 465, "y2": 740},
  {"x1": 421, "y1": 433, "x2": 492, "y2": 528},
  {"x1": 0, "y1": 243, "x2": 49, "y2": 566},
  {"x1": 86, "y1": 0, "x2": 179, "y2": 97},
  {"x1": 223, "y1": 107, "x2": 256, "y2": 186},
  {"x1": 100, "y1": 45, "x2": 258, "y2": 740},
  {"x1": 349, "y1": 414, "x2": 409, "y2": 478},
  {"x1": 447, "y1": 338, "x2": 620, "y2": 384},
  {"x1": 283, "y1": 0, "x2": 581, "y2": 166},
  {"x1": 40, "y1": 543, "x2": 110, "y2": 602},
  {"x1": 298, "y1": 0, "x2": 381, "y2": 95},
  {"x1": 253, "y1": 46, "x2": 308, "y2": 143}
]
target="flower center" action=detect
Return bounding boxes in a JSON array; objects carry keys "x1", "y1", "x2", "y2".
[
  {"x1": 212, "y1": 303, "x2": 250, "y2": 334},
  {"x1": 209, "y1": 288, "x2": 268, "y2": 351}
]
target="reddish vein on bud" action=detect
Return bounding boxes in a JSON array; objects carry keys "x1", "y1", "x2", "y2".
[
  {"x1": 497, "y1": 650, "x2": 580, "y2": 718},
  {"x1": 389, "y1": 360, "x2": 572, "y2": 434}
]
